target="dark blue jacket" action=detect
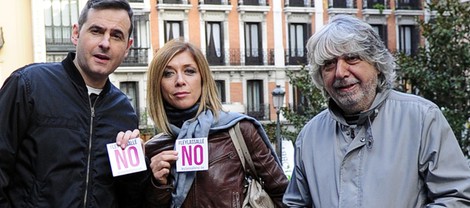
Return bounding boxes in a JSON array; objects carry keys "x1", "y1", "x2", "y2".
[{"x1": 0, "y1": 52, "x2": 149, "y2": 207}]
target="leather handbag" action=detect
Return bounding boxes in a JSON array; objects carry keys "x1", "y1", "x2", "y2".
[{"x1": 229, "y1": 122, "x2": 275, "y2": 208}]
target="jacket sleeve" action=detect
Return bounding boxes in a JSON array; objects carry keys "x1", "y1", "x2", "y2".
[
  {"x1": 115, "y1": 157, "x2": 152, "y2": 208},
  {"x1": 0, "y1": 72, "x2": 32, "y2": 207},
  {"x1": 239, "y1": 120, "x2": 289, "y2": 208},
  {"x1": 282, "y1": 128, "x2": 313, "y2": 207},
  {"x1": 143, "y1": 178, "x2": 173, "y2": 208},
  {"x1": 143, "y1": 133, "x2": 176, "y2": 207},
  {"x1": 419, "y1": 107, "x2": 470, "y2": 206}
]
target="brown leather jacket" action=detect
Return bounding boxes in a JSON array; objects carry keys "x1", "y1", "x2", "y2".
[{"x1": 144, "y1": 120, "x2": 288, "y2": 208}]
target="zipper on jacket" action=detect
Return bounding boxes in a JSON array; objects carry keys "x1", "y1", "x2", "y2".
[{"x1": 83, "y1": 94, "x2": 98, "y2": 207}]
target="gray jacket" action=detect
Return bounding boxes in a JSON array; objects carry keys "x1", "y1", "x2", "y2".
[{"x1": 283, "y1": 89, "x2": 470, "y2": 207}]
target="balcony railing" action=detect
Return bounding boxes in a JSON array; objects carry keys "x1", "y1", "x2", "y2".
[
  {"x1": 162, "y1": 0, "x2": 183, "y2": 3},
  {"x1": 246, "y1": 103, "x2": 269, "y2": 120},
  {"x1": 285, "y1": 0, "x2": 314, "y2": 7},
  {"x1": 156, "y1": 47, "x2": 277, "y2": 66},
  {"x1": 46, "y1": 53, "x2": 69, "y2": 63},
  {"x1": 202, "y1": 0, "x2": 230, "y2": 5},
  {"x1": 238, "y1": 0, "x2": 269, "y2": 6},
  {"x1": 227, "y1": 48, "x2": 274, "y2": 66},
  {"x1": 45, "y1": 26, "x2": 73, "y2": 49},
  {"x1": 285, "y1": 49, "x2": 308, "y2": 66},
  {"x1": 122, "y1": 47, "x2": 149, "y2": 66},
  {"x1": 328, "y1": 0, "x2": 356, "y2": 8},
  {"x1": 363, "y1": 0, "x2": 389, "y2": 9},
  {"x1": 396, "y1": 0, "x2": 421, "y2": 10}
]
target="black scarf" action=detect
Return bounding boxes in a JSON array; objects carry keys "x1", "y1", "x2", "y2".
[{"x1": 165, "y1": 103, "x2": 199, "y2": 128}]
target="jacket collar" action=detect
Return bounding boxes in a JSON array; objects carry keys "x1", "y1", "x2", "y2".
[
  {"x1": 61, "y1": 52, "x2": 112, "y2": 96},
  {"x1": 328, "y1": 88, "x2": 391, "y2": 126}
]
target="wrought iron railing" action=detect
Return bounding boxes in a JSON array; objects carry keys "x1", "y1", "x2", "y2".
[
  {"x1": 238, "y1": 0, "x2": 269, "y2": 6},
  {"x1": 122, "y1": 47, "x2": 149, "y2": 66},
  {"x1": 246, "y1": 103, "x2": 269, "y2": 120},
  {"x1": 328, "y1": 0, "x2": 356, "y2": 8},
  {"x1": 206, "y1": 48, "x2": 307, "y2": 66},
  {"x1": 363, "y1": 0, "x2": 388, "y2": 9},
  {"x1": 202, "y1": 0, "x2": 230, "y2": 5},
  {"x1": 285, "y1": 0, "x2": 314, "y2": 7},
  {"x1": 215, "y1": 48, "x2": 274, "y2": 66},
  {"x1": 396, "y1": 0, "x2": 421, "y2": 10},
  {"x1": 285, "y1": 49, "x2": 308, "y2": 66},
  {"x1": 162, "y1": 0, "x2": 184, "y2": 3}
]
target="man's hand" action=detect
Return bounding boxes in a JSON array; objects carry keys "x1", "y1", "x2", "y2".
[{"x1": 116, "y1": 129, "x2": 141, "y2": 149}]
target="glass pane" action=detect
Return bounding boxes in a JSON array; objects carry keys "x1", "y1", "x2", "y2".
[
  {"x1": 61, "y1": 0, "x2": 70, "y2": 26},
  {"x1": 52, "y1": 0, "x2": 62, "y2": 26},
  {"x1": 296, "y1": 25, "x2": 304, "y2": 56},
  {"x1": 44, "y1": 0, "x2": 52, "y2": 26},
  {"x1": 289, "y1": 25, "x2": 295, "y2": 57},
  {"x1": 250, "y1": 24, "x2": 258, "y2": 57},
  {"x1": 70, "y1": 0, "x2": 78, "y2": 23}
]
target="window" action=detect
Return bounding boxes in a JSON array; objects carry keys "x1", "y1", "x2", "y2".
[
  {"x1": 165, "y1": 21, "x2": 183, "y2": 42},
  {"x1": 245, "y1": 22, "x2": 263, "y2": 65},
  {"x1": 215, "y1": 80, "x2": 226, "y2": 103},
  {"x1": 288, "y1": 23, "x2": 310, "y2": 65},
  {"x1": 293, "y1": 86, "x2": 308, "y2": 115},
  {"x1": 371, "y1": 24, "x2": 388, "y2": 47},
  {"x1": 206, "y1": 22, "x2": 224, "y2": 65},
  {"x1": 398, "y1": 25, "x2": 419, "y2": 55},
  {"x1": 247, "y1": 80, "x2": 265, "y2": 120},
  {"x1": 44, "y1": 0, "x2": 79, "y2": 62},
  {"x1": 120, "y1": 82, "x2": 139, "y2": 116},
  {"x1": 123, "y1": 14, "x2": 150, "y2": 65}
]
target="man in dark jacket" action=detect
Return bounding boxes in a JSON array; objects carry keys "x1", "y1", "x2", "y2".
[{"x1": 0, "y1": 0, "x2": 149, "y2": 207}]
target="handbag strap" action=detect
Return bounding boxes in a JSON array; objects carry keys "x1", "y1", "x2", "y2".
[{"x1": 229, "y1": 122, "x2": 259, "y2": 179}]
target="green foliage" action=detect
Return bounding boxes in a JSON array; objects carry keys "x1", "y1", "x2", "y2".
[
  {"x1": 281, "y1": 66, "x2": 327, "y2": 142},
  {"x1": 396, "y1": 0, "x2": 470, "y2": 156},
  {"x1": 372, "y1": 3, "x2": 385, "y2": 14}
]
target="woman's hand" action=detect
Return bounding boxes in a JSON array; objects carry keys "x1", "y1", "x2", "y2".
[
  {"x1": 150, "y1": 150, "x2": 178, "y2": 185},
  {"x1": 116, "y1": 129, "x2": 141, "y2": 149}
]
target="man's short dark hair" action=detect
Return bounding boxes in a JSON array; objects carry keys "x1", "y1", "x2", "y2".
[{"x1": 78, "y1": 0, "x2": 134, "y2": 38}]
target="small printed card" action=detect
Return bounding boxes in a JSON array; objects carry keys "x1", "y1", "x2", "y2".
[
  {"x1": 175, "y1": 137, "x2": 209, "y2": 172},
  {"x1": 107, "y1": 138, "x2": 147, "y2": 177}
]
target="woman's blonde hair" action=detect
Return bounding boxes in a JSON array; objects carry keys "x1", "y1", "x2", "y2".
[{"x1": 147, "y1": 39, "x2": 222, "y2": 135}]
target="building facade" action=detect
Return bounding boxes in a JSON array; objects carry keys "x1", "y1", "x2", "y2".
[
  {"x1": 0, "y1": 0, "x2": 35, "y2": 87},
  {"x1": 142, "y1": 0, "x2": 425, "y2": 127},
  {"x1": 0, "y1": 0, "x2": 427, "y2": 130}
]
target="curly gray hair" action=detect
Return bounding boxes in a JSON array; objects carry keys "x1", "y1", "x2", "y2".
[{"x1": 307, "y1": 15, "x2": 396, "y2": 98}]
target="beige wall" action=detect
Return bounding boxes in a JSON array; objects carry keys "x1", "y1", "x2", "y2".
[{"x1": 0, "y1": 0, "x2": 34, "y2": 86}]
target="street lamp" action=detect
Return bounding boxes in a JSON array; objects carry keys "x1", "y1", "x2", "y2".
[{"x1": 272, "y1": 85, "x2": 285, "y2": 165}]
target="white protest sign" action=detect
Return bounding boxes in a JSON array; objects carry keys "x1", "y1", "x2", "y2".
[
  {"x1": 175, "y1": 137, "x2": 209, "y2": 172},
  {"x1": 282, "y1": 138, "x2": 295, "y2": 179},
  {"x1": 107, "y1": 138, "x2": 147, "y2": 177}
]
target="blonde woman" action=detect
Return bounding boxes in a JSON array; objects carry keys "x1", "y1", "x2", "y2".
[{"x1": 139, "y1": 39, "x2": 288, "y2": 207}]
